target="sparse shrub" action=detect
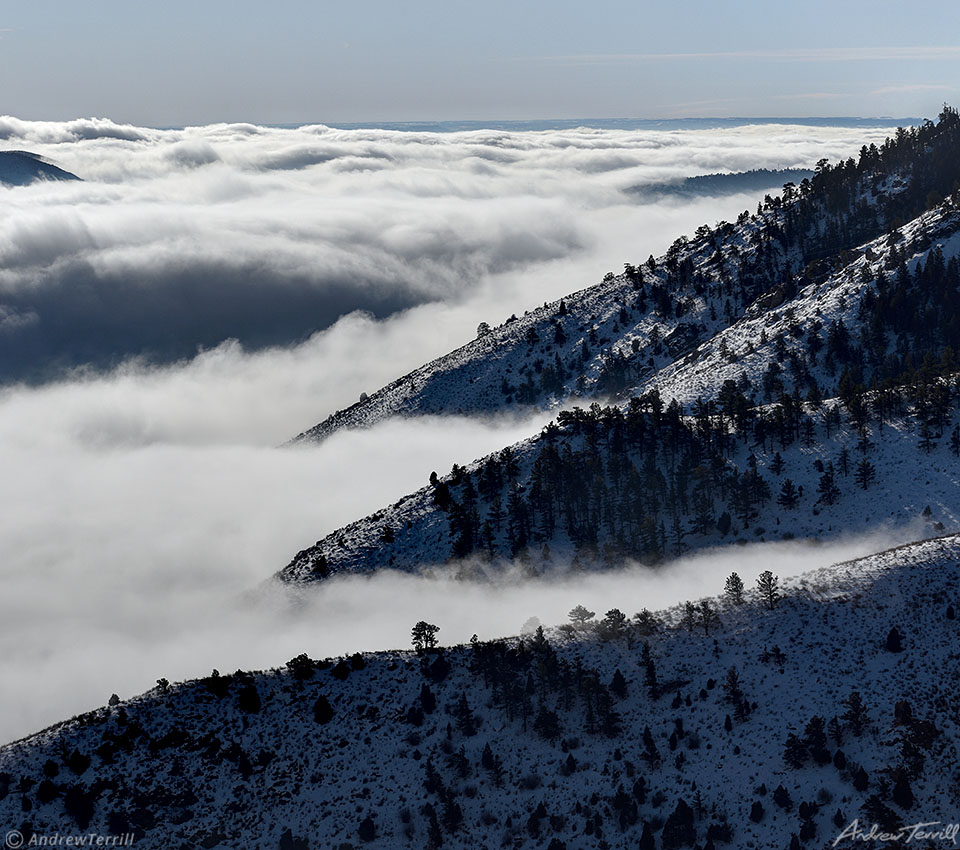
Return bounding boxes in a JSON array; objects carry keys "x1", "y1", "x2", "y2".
[
  {"x1": 237, "y1": 685, "x2": 262, "y2": 714},
  {"x1": 286, "y1": 654, "x2": 315, "y2": 681},
  {"x1": 313, "y1": 695, "x2": 334, "y2": 725},
  {"x1": 66, "y1": 750, "x2": 90, "y2": 776},
  {"x1": 520, "y1": 773, "x2": 541, "y2": 790},
  {"x1": 358, "y1": 815, "x2": 376, "y2": 843}
]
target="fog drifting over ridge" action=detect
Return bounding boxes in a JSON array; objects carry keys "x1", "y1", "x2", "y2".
[
  {"x1": 0, "y1": 117, "x2": 897, "y2": 386},
  {"x1": 0, "y1": 119, "x2": 908, "y2": 744}
]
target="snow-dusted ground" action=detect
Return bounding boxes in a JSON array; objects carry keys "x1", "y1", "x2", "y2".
[
  {"x1": 2, "y1": 535, "x2": 958, "y2": 849},
  {"x1": 291, "y1": 159, "x2": 939, "y2": 446},
  {"x1": 280, "y1": 395, "x2": 960, "y2": 583},
  {"x1": 280, "y1": 187, "x2": 960, "y2": 583}
]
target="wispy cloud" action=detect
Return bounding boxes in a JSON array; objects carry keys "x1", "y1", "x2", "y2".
[
  {"x1": 871, "y1": 83, "x2": 958, "y2": 95},
  {"x1": 665, "y1": 92, "x2": 849, "y2": 117},
  {"x1": 537, "y1": 46, "x2": 960, "y2": 67}
]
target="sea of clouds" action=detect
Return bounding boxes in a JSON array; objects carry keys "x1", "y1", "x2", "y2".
[{"x1": 0, "y1": 117, "x2": 903, "y2": 742}]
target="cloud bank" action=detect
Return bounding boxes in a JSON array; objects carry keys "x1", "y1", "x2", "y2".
[
  {"x1": 0, "y1": 119, "x2": 910, "y2": 744},
  {"x1": 0, "y1": 117, "x2": 896, "y2": 382}
]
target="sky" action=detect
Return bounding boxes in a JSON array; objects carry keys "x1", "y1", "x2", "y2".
[{"x1": 1, "y1": 0, "x2": 959, "y2": 124}]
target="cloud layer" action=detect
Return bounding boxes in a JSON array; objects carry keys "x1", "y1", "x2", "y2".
[
  {"x1": 0, "y1": 117, "x2": 896, "y2": 382},
  {"x1": 0, "y1": 119, "x2": 908, "y2": 743}
]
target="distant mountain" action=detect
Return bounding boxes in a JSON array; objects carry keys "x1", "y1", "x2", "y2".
[
  {"x1": 0, "y1": 150, "x2": 80, "y2": 186},
  {"x1": 626, "y1": 168, "x2": 815, "y2": 200},
  {"x1": 3, "y1": 535, "x2": 958, "y2": 849},
  {"x1": 281, "y1": 109, "x2": 960, "y2": 583},
  {"x1": 320, "y1": 116, "x2": 920, "y2": 133}
]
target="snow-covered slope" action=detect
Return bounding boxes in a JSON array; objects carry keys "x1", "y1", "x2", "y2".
[
  {"x1": 280, "y1": 388, "x2": 960, "y2": 583},
  {"x1": 3, "y1": 535, "x2": 958, "y2": 849},
  {"x1": 292, "y1": 111, "x2": 960, "y2": 445},
  {"x1": 281, "y1": 115, "x2": 960, "y2": 584},
  {"x1": 0, "y1": 150, "x2": 79, "y2": 186},
  {"x1": 648, "y1": 200, "x2": 960, "y2": 408}
]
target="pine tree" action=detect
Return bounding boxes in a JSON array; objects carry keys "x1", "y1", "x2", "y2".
[
  {"x1": 610, "y1": 669, "x2": 627, "y2": 698},
  {"x1": 641, "y1": 725, "x2": 661, "y2": 765},
  {"x1": 698, "y1": 600, "x2": 721, "y2": 635},
  {"x1": 756, "y1": 570, "x2": 780, "y2": 609},
  {"x1": 816, "y1": 463, "x2": 840, "y2": 505},
  {"x1": 724, "y1": 572, "x2": 745, "y2": 604},
  {"x1": 842, "y1": 691, "x2": 869, "y2": 737},
  {"x1": 534, "y1": 706, "x2": 561, "y2": 741},
  {"x1": 633, "y1": 608, "x2": 660, "y2": 635},
  {"x1": 661, "y1": 799, "x2": 695, "y2": 849},
  {"x1": 854, "y1": 458, "x2": 876, "y2": 490},
  {"x1": 454, "y1": 692, "x2": 478, "y2": 736},
  {"x1": 412, "y1": 621, "x2": 440, "y2": 653},
  {"x1": 568, "y1": 605, "x2": 595, "y2": 626},
  {"x1": 777, "y1": 478, "x2": 799, "y2": 509},
  {"x1": 770, "y1": 451, "x2": 785, "y2": 475},
  {"x1": 481, "y1": 742, "x2": 495, "y2": 771},
  {"x1": 601, "y1": 608, "x2": 628, "y2": 638},
  {"x1": 358, "y1": 815, "x2": 376, "y2": 843},
  {"x1": 892, "y1": 775, "x2": 914, "y2": 810},
  {"x1": 783, "y1": 733, "x2": 808, "y2": 769},
  {"x1": 853, "y1": 765, "x2": 869, "y2": 792},
  {"x1": 313, "y1": 694, "x2": 334, "y2": 724},
  {"x1": 773, "y1": 784, "x2": 793, "y2": 811},
  {"x1": 722, "y1": 666, "x2": 744, "y2": 706},
  {"x1": 642, "y1": 642, "x2": 659, "y2": 699}
]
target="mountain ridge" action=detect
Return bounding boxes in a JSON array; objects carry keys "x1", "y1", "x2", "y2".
[
  {"x1": 291, "y1": 108, "x2": 960, "y2": 446},
  {"x1": 2, "y1": 534, "x2": 958, "y2": 849}
]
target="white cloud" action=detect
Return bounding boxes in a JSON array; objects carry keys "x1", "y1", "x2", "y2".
[
  {"x1": 0, "y1": 117, "x2": 899, "y2": 380},
  {"x1": 0, "y1": 118, "x2": 907, "y2": 743},
  {"x1": 871, "y1": 84, "x2": 957, "y2": 95}
]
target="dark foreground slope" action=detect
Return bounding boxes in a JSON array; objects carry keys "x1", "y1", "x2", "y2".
[{"x1": 2, "y1": 536, "x2": 959, "y2": 849}]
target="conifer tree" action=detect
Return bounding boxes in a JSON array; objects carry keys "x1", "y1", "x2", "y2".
[
  {"x1": 724, "y1": 572, "x2": 745, "y2": 604},
  {"x1": 756, "y1": 570, "x2": 780, "y2": 609},
  {"x1": 777, "y1": 478, "x2": 799, "y2": 509}
]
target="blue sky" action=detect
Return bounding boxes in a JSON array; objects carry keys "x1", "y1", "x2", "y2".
[{"x1": 2, "y1": 0, "x2": 959, "y2": 124}]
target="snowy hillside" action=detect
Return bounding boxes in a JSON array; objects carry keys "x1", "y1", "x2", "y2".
[
  {"x1": 0, "y1": 150, "x2": 79, "y2": 186},
  {"x1": 280, "y1": 111, "x2": 960, "y2": 584},
  {"x1": 280, "y1": 389, "x2": 960, "y2": 583},
  {"x1": 3, "y1": 535, "x2": 958, "y2": 849},
  {"x1": 292, "y1": 109, "x2": 960, "y2": 445}
]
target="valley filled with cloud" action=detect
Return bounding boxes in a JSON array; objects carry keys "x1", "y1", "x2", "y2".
[{"x1": 0, "y1": 118, "x2": 901, "y2": 741}]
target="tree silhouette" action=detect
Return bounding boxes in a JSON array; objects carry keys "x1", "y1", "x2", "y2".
[
  {"x1": 756, "y1": 570, "x2": 780, "y2": 609},
  {"x1": 412, "y1": 621, "x2": 440, "y2": 653}
]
